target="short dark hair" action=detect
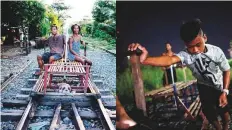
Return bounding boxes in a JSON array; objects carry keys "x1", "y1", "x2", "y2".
[
  {"x1": 180, "y1": 19, "x2": 203, "y2": 43},
  {"x1": 165, "y1": 41, "x2": 171, "y2": 45},
  {"x1": 51, "y1": 24, "x2": 58, "y2": 30},
  {"x1": 71, "y1": 24, "x2": 81, "y2": 34}
]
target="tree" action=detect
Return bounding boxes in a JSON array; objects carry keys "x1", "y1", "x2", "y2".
[
  {"x1": 51, "y1": 1, "x2": 71, "y2": 28},
  {"x1": 92, "y1": 0, "x2": 115, "y2": 23},
  {"x1": 1, "y1": 1, "x2": 46, "y2": 39},
  {"x1": 91, "y1": 0, "x2": 116, "y2": 44}
]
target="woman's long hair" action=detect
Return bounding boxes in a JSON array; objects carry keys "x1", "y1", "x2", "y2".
[{"x1": 71, "y1": 24, "x2": 82, "y2": 36}]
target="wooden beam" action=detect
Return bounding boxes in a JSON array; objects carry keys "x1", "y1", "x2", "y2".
[
  {"x1": 38, "y1": 101, "x2": 92, "y2": 107},
  {"x1": 129, "y1": 54, "x2": 147, "y2": 116},
  {"x1": 1, "y1": 111, "x2": 24, "y2": 121},
  {"x1": 35, "y1": 92, "x2": 96, "y2": 97},
  {"x1": 16, "y1": 99, "x2": 33, "y2": 130},
  {"x1": 71, "y1": 103, "x2": 86, "y2": 130},
  {"x1": 176, "y1": 96, "x2": 194, "y2": 120},
  {"x1": 49, "y1": 103, "x2": 61, "y2": 130},
  {"x1": 2, "y1": 99, "x2": 28, "y2": 107},
  {"x1": 97, "y1": 99, "x2": 115, "y2": 130}
]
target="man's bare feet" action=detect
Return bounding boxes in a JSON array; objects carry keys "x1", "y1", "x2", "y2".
[
  {"x1": 116, "y1": 115, "x2": 137, "y2": 129},
  {"x1": 117, "y1": 119, "x2": 137, "y2": 129}
]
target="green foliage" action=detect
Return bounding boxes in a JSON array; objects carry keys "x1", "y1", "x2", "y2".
[
  {"x1": 51, "y1": 2, "x2": 71, "y2": 22},
  {"x1": 41, "y1": 5, "x2": 64, "y2": 36},
  {"x1": 141, "y1": 65, "x2": 164, "y2": 92},
  {"x1": 116, "y1": 67, "x2": 134, "y2": 105},
  {"x1": 92, "y1": 0, "x2": 115, "y2": 23},
  {"x1": 82, "y1": 37, "x2": 115, "y2": 50},
  {"x1": 1, "y1": 1, "x2": 69, "y2": 39},
  {"x1": 176, "y1": 68, "x2": 195, "y2": 82},
  {"x1": 85, "y1": 24, "x2": 93, "y2": 36},
  {"x1": 1, "y1": 1, "x2": 45, "y2": 26},
  {"x1": 1, "y1": 1, "x2": 46, "y2": 39},
  {"x1": 229, "y1": 59, "x2": 232, "y2": 68},
  {"x1": 40, "y1": 18, "x2": 50, "y2": 37},
  {"x1": 91, "y1": 0, "x2": 116, "y2": 45}
]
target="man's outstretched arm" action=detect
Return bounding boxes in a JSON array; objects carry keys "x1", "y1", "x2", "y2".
[{"x1": 128, "y1": 43, "x2": 181, "y2": 67}]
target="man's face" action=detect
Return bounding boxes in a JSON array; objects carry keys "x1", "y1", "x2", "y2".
[
  {"x1": 166, "y1": 43, "x2": 172, "y2": 50},
  {"x1": 185, "y1": 35, "x2": 207, "y2": 54},
  {"x1": 51, "y1": 27, "x2": 58, "y2": 35}
]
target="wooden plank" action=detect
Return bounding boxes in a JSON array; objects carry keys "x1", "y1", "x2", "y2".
[
  {"x1": 99, "y1": 89, "x2": 111, "y2": 95},
  {"x1": 38, "y1": 101, "x2": 92, "y2": 107},
  {"x1": 38, "y1": 79, "x2": 44, "y2": 92},
  {"x1": 153, "y1": 80, "x2": 197, "y2": 98},
  {"x1": 16, "y1": 94, "x2": 29, "y2": 100},
  {"x1": 184, "y1": 96, "x2": 199, "y2": 118},
  {"x1": 35, "y1": 92, "x2": 96, "y2": 96},
  {"x1": 20, "y1": 88, "x2": 32, "y2": 94},
  {"x1": 102, "y1": 101, "x2": 116, "y2": 109},
  {"x1": 39, "y1": 95, "x2": 92, "y2": 102},
  {"x1": 2, "y1": 99, "x2": 28, "y2": 107},
  {"x1": 177, "y1": 96, "x2": 194, "y2": 120},
  {"x1": 32, "y1": 73, "x2": 44, "y2": 92},
  {"x1": 101, "y1": 95, "x2": 115, "y2": 99},
  {"x1": 28, "y1": 79, "x2": 38, "y2": 82},
  {"x1": 79, "y1": 66, "x2": 83, "y2": 73},
  {"x1": 48, "y1": 65, "x2": 52, "y2": 71},
  {"x1": 35, "y1": 110, "x2": 54, "y2": 117},
  {"x1": 145, "y1": 82, "x2": 183, "y2": 97},
  {"x1": 1, "y1": 112, "x2": 23, "y2": 121},
  {"x1": 190, "y1": 98, "x2": 200, "y2": 116},
  {"x1": 49, "y1": 103, "x2": 61, "y2": 130},
  {"x1": 109, "y1": 114, "x2": 116, "y2": 119},
  {"x1": 1, "y1": 109, "x2": 24, "y2": 113},
  {"x1": 72, "y1": 103, "x2": 86, "y2": 130},
  {"x1": 193, "y1": 102, "x2": 201, "y2": 117},
  {"x1": 53, "y1": 65, "x2": 57, "y2": 72},
  {"x1": 34, "y1": 110, "x2": 99, "y2": 119},
  {"x1": 16, "y1": 99, "x2": 33, "y2": 130},
  {"x1": 158, "y1": 82, "x2": 186, "y2": 95},
  {"x1": 130, "y1": 54, "x2": 146, "y2": 116},
  {"x1": 79, "y1": 111, "x2": 98, "y2": 119},
  {"x1": 97, "y1": 99, "x2": 115, "y2": 130},
  {"x1": 70, "y1": 66, "x2": 73, "y2": 73},
  {"x1": 74, "y1": 66, "x2": 78, "y2": 73}
]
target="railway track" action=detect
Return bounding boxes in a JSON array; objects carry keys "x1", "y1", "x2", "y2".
[
  {"x1": 1, "y1": 60, "x2": 32, "y2": 92},
  {"x1": 1, "y1": 48, "x2": 116, "y2": 130},
  {"x1": 1, "y1": 70, "x2": 116, "y2": 130}
]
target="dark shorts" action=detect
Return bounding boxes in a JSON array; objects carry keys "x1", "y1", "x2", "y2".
[
  {"x1": 197, "y1": 83, "x2": 230, "y2": 122},
  {"x1": 42, "y1": 52, "x2": 62, "y2": 64}
]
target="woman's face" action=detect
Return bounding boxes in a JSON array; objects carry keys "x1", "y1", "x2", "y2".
[{"x1": 73, "y1": 25, "x2": 79, "y2": 34}]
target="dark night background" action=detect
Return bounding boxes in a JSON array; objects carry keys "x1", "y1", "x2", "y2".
[{"x1": 116, "y1": 1, "x2": 232, "y2": 70}]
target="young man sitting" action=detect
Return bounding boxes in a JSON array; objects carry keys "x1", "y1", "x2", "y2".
[{"x1": 36, "y1": 24, "x2": 66, "y2": 75}]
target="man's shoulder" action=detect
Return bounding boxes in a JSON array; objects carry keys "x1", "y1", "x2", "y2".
[
  {"x1": 177, "y1": 49, "x2": 189, "y2": 55},
  {"x1": 58, "y1": 34, "x2": 65, "y2": 38},
  {"x1": 205, "y1": 44, "x2": 221, "y2": 51}
]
